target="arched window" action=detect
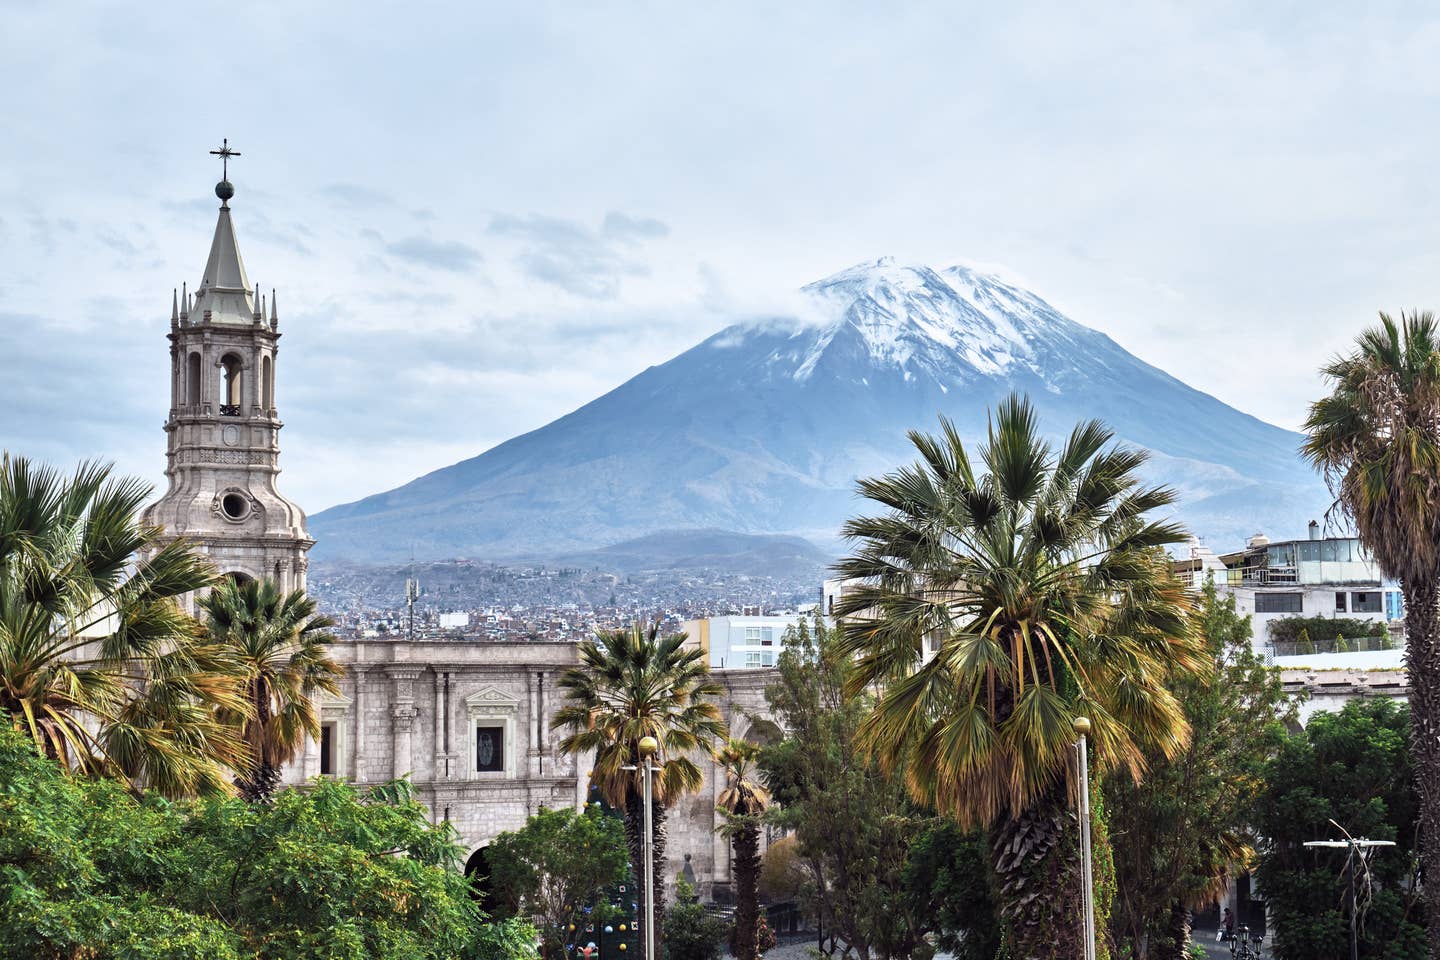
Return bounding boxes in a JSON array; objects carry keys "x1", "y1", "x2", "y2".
[
  {"x1": 186, "y1": 352, "x2": 202, "y2": 406},
  {"x1": 261, "y1": 355, "x2": 273, "y2": 410},
  {"x1": 219, "y1": 354, "x2": 242, "y2": 416}
]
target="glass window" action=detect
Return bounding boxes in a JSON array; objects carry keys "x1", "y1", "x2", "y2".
[
  {"x1": 761, "y1": 652, "x2": 775, "y2": 667},
  {"x1": 761, "y1": 627, "x2": 774, "y2": 642},
  {"x1": 744, "y1": 627, "x2": 761, "y2": 641},
  {"x1": 1321, "y1": 540, "x2": 1338, "y2": 563},
  {"x1": 1255, "y1": 593, "x2": 1303, "y2": 613},
  {"x1": 320, "y1": 723, "x2": 334, "y2": 776},
  {"x1": 475, "y1": 725, "x2": 504, "y2": 773},
  {"x1": 1299, "y1": 541, "x2": 1320, "y2": 562},
  {"x1": 1268, "y1": 544, "x2": 1295, "y2": 567},
  {"x1": 1352, "y1": 592, "x2": 1382, "y2": 613},
  {"x1": 745, "y1": 652, "x2": 763, "y2": 667},
  {"x1": 1335, "y1": 592, "x2": 1347, "y2": 612}
]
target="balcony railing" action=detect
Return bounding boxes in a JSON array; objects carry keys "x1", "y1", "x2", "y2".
[
  {"x1": 1226, "y1": 565, "x2": 1299, "y2": 586},
  {"x1": 219, "y1": 404, "x2": 241, "y2": 417},
  {"x1": 1271, "y1": 634, "x2": 1394, "y2": 657}
]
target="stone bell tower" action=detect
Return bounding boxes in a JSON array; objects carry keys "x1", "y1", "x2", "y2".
[{"x1": 140, "y1": 143, "x2": 313, "y2": 591}]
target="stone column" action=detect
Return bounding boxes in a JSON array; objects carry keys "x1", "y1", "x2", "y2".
[
  {"x1": 352, "y1": 669, "x2": 367, "y2": 782},
  {"x1": 433, "y1": 671, "x2": 446, "y2": 779},
  {"x1": 529, "y1": 671, "x2": 541, "y2": 778},
  {"x1": 388, "y1": 666, "x2": 422, "y2": 781}
]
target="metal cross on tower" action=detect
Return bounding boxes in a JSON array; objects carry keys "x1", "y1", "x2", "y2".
[{"x1": 209, "y1": 139, "x2": 241, "y2": 179}]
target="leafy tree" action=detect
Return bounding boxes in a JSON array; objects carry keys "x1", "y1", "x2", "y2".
[
  {"x1": 716, "y1": 738, "x2": 771, "y2": 960},
  {"x1": 552, "y1": 622, "x2": 725, "y2": 941},
  {"x1": 1303, "y1": 311, "x2": 1440, "y2": 956},
  {"x1": 757, "y1": 835, "x2": 805, "y2": 904},
  {"x1": 0, "y1": 722, "x2": 537, "y2": 960},
  {"x1": 1106, "y1": 580, "x2": 1292, "y2": 960},
  {"x1": 0, "y1": 453, "x2": 247, "y2": 798},
  {"x1": 900, "y1": 820, "x2": 1001, "y2": 960},
  {"x1": 834, "y1": 398, "x2": 1205, "y2": 960},
  {"x1": 761, "y1": 615, "x2": 944, "y2": 960},
  {"x1": 1255, "y1": 698, "x2": 1425, "y2": 959},
  {"x1": 485, "y1": 805, "x2": 630, "y2": 960},
  {"x1": 199, "y1": 577, "x2": 343, "y2": 801},
  {"x1": 663, "y1": 875, "x2": 728, "y2": 960}
]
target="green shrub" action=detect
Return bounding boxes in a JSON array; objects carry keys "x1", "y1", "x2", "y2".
[{"x1": 663, "y1": 876, "x2": 727, "y2": 960}]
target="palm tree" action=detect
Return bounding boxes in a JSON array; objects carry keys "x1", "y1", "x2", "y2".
[
  {"x1": 199, "y1": 577, "x2": 342, "y2": 801},
  {"x1": 717, "y1": 737, "x2": 771, "y2": 960},
  {"x1": 552, "y1": 622, "x2": 726, "y2": 939},
  {"x1": 0, "y1": 453, "x2": 249, "y2": 797},
  {"x1": 1302, "y1": 310, "x2": 1440, "y2": 957},
  {"x1": 834, "y1": 396, "x2": 1205, "y2": 960}
]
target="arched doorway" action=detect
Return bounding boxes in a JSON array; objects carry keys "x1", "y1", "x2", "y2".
[
  {"x1": 741, "y1": 718, "x2": 783, "y2": 747},
  {"x1": 465, "y1": 846, "x2": 495, "y2": 908}
]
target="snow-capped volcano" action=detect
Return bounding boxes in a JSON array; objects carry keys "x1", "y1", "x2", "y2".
[
  {"x1": 311, "y1": 258, "x2": 1329, "y2": 562},
  {"x1": 793, "y1": 259, "x2": 1056, "y2": 381}
]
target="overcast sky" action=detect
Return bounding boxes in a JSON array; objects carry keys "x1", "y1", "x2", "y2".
[{"x1": 4, "y1": 1, "x2": 1440, "y2": 513}]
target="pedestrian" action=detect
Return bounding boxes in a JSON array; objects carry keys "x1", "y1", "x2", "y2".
[{"x1": 1222, "y1": 907, "x2": 1235, "y2": 942}]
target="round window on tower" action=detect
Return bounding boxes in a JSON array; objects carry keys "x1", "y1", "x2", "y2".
[{"x1": 220, "y1": 492, "x2": 251, "y2": 522}]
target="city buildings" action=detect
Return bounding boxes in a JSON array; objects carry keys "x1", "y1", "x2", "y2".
[
  {"x1": 681, "y1": 612, "x2": 805, "y2": 668},
  {"x1": 1176, "y1": 522, "x2": 1404, "y2": 666}
]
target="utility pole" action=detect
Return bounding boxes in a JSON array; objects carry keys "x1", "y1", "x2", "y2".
[
  {"x1": 406, "y1": 548, "x2": 418, "y2": 642},
  {"x1": 1303, "y1": 833, "x2": 1395, "y2": 960},
  {"x1": 1074, "y1": 716, "x2": 1097, "y2": 960},
  {"x1": 625, "y1": 735, "x2": 660, "y2": 960}
]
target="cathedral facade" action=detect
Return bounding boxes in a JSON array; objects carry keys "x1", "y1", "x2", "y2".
[{"x1": 143, "y1": 162, "x2": 777, "y2": 897}]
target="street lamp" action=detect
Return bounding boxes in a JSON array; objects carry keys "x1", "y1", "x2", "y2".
[
  {"x1": 624, "y1": 736, "x2": 660, "y2": 960},
  {"x1": 1074, "y1": 716, "x2": 1097, "y2": 960},
  {"x1": 1303, "y1": 833, "x2": 1395, "y2": 960}
]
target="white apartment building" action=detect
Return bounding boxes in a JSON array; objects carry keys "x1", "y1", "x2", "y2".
[
  {"x1": 681, "y1": 614, "x2": 800, "y2": 669},
  {"x1": 1176, "y1": 523, "x2": 1403, "y2": 663}
]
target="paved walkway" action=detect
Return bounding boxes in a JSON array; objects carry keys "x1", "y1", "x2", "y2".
[{"x1": 749, "y1": 930, "x2": 1240, "y2": 959}]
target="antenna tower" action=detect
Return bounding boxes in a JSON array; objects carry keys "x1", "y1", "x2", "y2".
[{"x1": 405, "y1": 549, "x2": 418, "y2": 642}]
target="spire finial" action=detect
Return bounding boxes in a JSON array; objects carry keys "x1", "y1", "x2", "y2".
[
  {"x1": 210, "y1": 138, "x2": 241, "y2": 205},
  {"x1": 270, "y1": 288, "x2": 278, "y2": 325},
  {"x1": 172, "y1": 288, "x2": 179, "y2": 323},
  {"x1": 180, "y1": 281, "x2": 188, "y2": 320}
]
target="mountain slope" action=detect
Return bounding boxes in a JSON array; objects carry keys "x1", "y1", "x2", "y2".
[{"x1": 312, "y1": 259, "x2": 1328, "y2": 561}]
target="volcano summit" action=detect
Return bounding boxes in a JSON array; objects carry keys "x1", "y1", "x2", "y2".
[{"x1": 312, "y1": 259, "x2": 1328, "y2": 562}]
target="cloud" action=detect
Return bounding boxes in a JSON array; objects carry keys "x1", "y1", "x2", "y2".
[
  {"x1": 602, "y1": 211, "x2": 670, "y2": 242},
  {"x1": 320, "y1": 182, "x2": 394, "y2": 208},
  {"x1": 488, "y1": 211, "x2": 669, "y2": 300},
  {"x1": 384, "y1": 236, "x2": 484, "y2": 272}
]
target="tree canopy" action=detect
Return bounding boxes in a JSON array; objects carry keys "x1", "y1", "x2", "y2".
[
  {"x1": 485, "y1": 805, "x2": 630, "y2": 960},
  {"x1": 0, "y1": 723, "x2": 536, "y2": 960},
  {"x1": 1255, "y1": 698, "x2": 1426, "y2": 960}
]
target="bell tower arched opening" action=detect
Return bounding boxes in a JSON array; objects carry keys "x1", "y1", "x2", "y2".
[
  {"x1": 219, "y1": 353, "x2": 242, "y2": 415},
  {"x1": 186, "y1": 352, "x2": 202, "y2": 406},
  {"x1": 261, "y1": 355, "x2": 273, "y2": 410}
]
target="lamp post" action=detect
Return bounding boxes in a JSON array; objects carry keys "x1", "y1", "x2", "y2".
[
  {"x1": 1302, "y1": 836, "x2": 1395, "y2": 960},
  {"x1": 638, "y1": 735, "x2": 658, "y2": 960},
  {"x1": 1074, "y1": 716, "x2": 1097, "y2": 960}
]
